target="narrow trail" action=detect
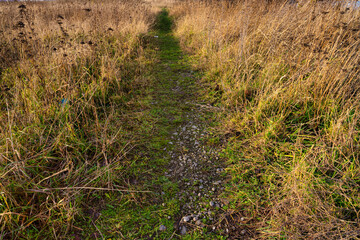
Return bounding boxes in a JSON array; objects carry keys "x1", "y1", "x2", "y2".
[
  {"x1": 149, "y1": 9, "x2": 232, "y2": 238},
  {"x1": 92, "y1": 9, "x2": 246, "y2": 239}
]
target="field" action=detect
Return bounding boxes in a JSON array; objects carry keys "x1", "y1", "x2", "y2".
[
  {"x1": 0, "y1": 0, "x2": 158, "y2": 238},
  {"x1": 1, "y1": 0, "x2": 360, "y2": 239},
  {"x1": 171, "y1": 0, "x2": 360, "y2": 238}
]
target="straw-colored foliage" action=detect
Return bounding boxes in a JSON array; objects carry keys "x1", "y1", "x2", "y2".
[
  {"x1": 0, "y1": 0, "x2": 155, "y2": 238},
  {"x1": 171, "y1": 0, "x2": 360, "y2": 238},
  {"x1": 2, "y1": 0, "x2": 360, "y2": 238}
]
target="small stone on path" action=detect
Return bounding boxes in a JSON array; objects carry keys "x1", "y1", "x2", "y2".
[
  {"x1": 180, "y1": 225, "x2": 187, "y2": 235},
  {"x1": 183, "y1": 216, "x2": 191, "y2": 222},
  {"x1": 159, "y1": 225, "x2": 166, "y2": 231}
]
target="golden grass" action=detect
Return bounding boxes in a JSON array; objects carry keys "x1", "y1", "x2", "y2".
[
  {"x1": 171, "y1": 0, "x2": 360, "y2": 238},
  {"x1": 0, "y1": 0, "x2": 156, "y2": 238},
  {"x1": 144, "y1": 0, "x2": 176, "y2": 8}
]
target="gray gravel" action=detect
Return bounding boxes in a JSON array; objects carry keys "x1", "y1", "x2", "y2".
[
  {"x1": 159, "y1": 225, "x2": 166, "y2": 231},
  {"x1": 164, "y1": 107, "x2": 227, "y2": 234},
  {"x1": 180, "y1": 225, "x2": 187, "y2": 235}
]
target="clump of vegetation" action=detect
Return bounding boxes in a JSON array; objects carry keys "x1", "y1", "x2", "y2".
[
  {"x1": 0, "y1": 0, "x2": 156, "y2": 238},
  {"x1": 171, "y1": 0, "x2": 360, "y2": 238}
]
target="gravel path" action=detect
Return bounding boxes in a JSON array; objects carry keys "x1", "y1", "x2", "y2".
[
  {"x1": 150, "y1": 13, "x2": 245, "y2": 236},
  {"x1": 155, "y1": 63, "x2": 232, "y2": 235},
  {"x1": 165, "y1": 109, "x2": 228, "y2": 235}
]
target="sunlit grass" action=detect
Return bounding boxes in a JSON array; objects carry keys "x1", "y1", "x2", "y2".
[
  {"x1": 0, "y1": 0, "x2": 157, "y2": 238},
  {"x1": 171, "y1": 0, "x2": 360, "y2": 238}
]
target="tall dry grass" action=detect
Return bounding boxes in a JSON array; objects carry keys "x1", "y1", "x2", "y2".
[
  {"x1": 0, "y1": 0, "x2": 156, "y2": 238},
  {"x1": 171, "y1": 0, "x2": 360, "y2": 238},
  {"x1": 144, "y1": 0, "x2": 176, "y2": 8}
]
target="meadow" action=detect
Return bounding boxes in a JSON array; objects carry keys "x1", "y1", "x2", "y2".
[
  {"x1": 171, "y1": 0, "x2": 360, "y2": 238},
  {"x1": 1, "y1": 0, "x2": 360, "y2": 239},
  {"x1": 0, "y1": 0, "x2": 157, "y2": 238}
]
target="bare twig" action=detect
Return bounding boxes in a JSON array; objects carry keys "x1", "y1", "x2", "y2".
[
  {"x1": 26, "y1": 187, "x2": 151, "y2": 193},
  {"x1": 37, "y1": 168, "x2": 69, "y2": 185}
]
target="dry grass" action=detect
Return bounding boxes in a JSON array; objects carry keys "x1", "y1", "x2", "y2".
[
  {"x1": 0, "y1": 0, "x2": 156, "y2": 238},
  {"x1": 171, "y1": 0, "x2": 360, "y2": 238},
  {"x1": 144, "y1": 0, "x2": 176, "y2": 8}
]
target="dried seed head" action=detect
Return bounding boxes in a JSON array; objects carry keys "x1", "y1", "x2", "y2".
[
  {"x1": 18, "y1": 4, "x2": 26, "y2": 9},
  {"x1": 1, "y1": 85, "x2": 10, "y2": 91},
  {"x1": 17, "y1": 21, "x2": 25, "y2": 28}
]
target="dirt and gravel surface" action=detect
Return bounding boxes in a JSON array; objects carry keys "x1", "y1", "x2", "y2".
[
  {"x1": 153, "y1": 50, "x2": 248, "y2": 238},
  {"x1": 164, "y1": 102, "x2": 227, "y2": 234},
  {"x1": 136, "y1": 10, "x2": 253, "y2": 238}
]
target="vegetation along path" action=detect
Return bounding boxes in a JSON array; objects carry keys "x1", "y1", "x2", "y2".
[{"x1": 2, "y1": 1, "x2": 360, "y2": 239}]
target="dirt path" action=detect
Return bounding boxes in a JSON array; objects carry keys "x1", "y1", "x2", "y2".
[{"x1": 148, "y1": 9, "x2": 232, "y2": 238}]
